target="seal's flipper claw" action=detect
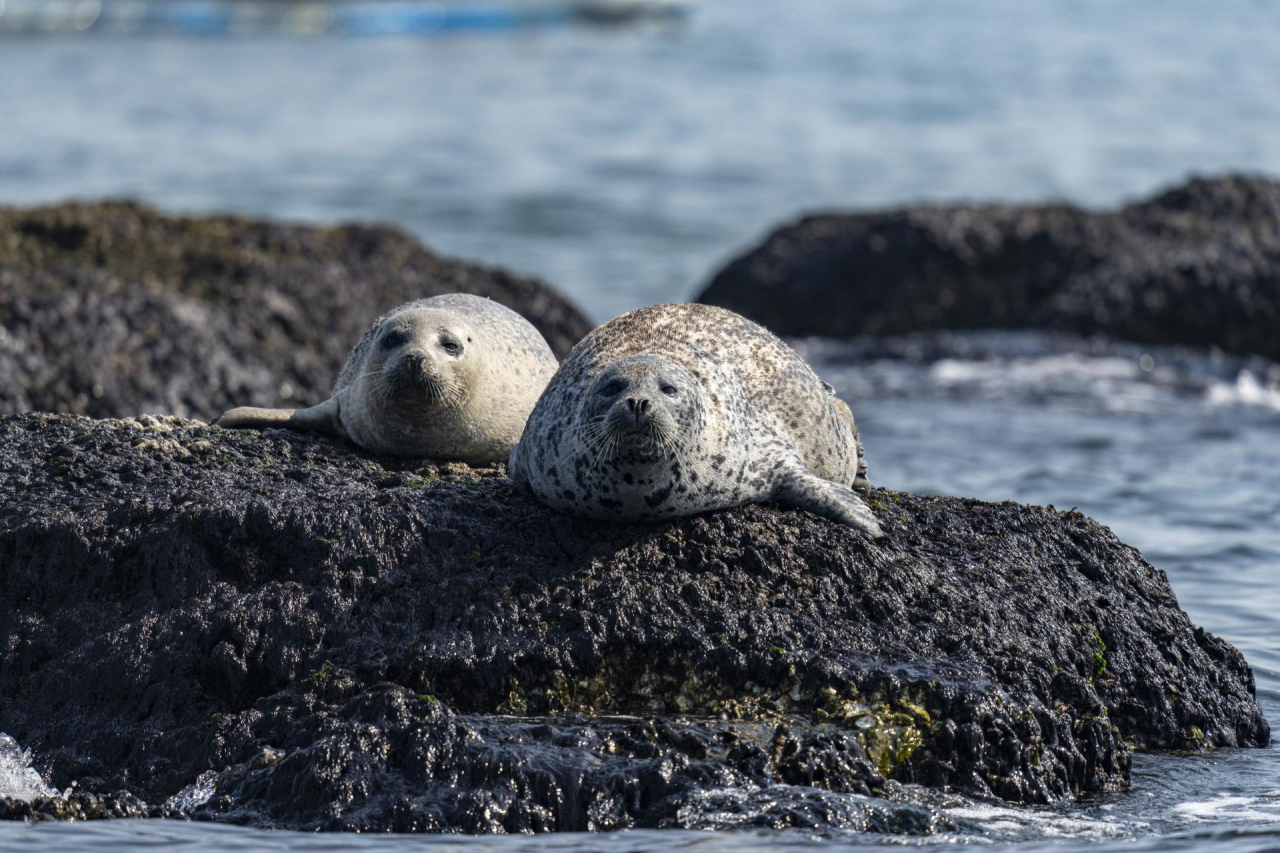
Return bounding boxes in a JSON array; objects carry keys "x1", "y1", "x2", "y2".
[
  {"x1": 774, "y1": 466, "x2": 885, "y2": 538},
  {"x1": 215, "y1": 397, "x2": 343, "y2": 438}
]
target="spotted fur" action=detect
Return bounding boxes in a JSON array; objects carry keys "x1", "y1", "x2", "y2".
[
  {"x1": 509, "y1": 303, "x2": 882, "y2": 536},
  {"x1": 218, "y1": 294, "x2": 557, "y2": 463}
]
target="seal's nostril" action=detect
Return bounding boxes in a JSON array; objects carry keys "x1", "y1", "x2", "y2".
[{"x1": 625, "y1": 397, "x2": 651, "y2": 423}]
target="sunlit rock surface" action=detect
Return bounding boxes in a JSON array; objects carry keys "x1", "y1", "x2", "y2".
[
  {"x1": 0, "y1": 201, "x2": 591, "y2": 420},
  {"x1": 0, "y1": 414, "x2": 1268, "y2": 832},
  {"x1": 699, "y1": 174, "x2": 1280, "y2": 360}
]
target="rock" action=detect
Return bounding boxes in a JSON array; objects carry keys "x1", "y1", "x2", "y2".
[
  {"x1": 697, "y1": 175, "x2": 1280, "y2": 359},
  {"x1": 0, "y1": 414, "x2": 1267, "y2": 832},
  {"x1": 0, "y1": 792, "x2": 152, "y2": 823},
  {"x1": 0, "y1": 201, "x2": 591, "y2": 421},
  {"x1": 1045, "y1": 231, "x2": 1280, "y2": 357}
]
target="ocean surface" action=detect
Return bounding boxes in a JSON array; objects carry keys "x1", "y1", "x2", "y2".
[
  {"x1": 3, "y1": 0, "x2": 1280, "y2": 318},
  {"x1": 1, "y1": 1, "x2": 1278, "y2": 850}
]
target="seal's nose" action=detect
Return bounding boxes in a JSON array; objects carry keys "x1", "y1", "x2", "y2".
[
  {"x1": 625, "y1": 397, "x2": 651, "y2": 425},
  {"x1": 407, "y1": 352, "x2": 434, "y2": 373}
]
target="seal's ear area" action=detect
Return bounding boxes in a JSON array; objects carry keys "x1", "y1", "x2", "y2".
[
  {"x1": 215, "y1": 396, "x2": 344, "y2": 439},
  {"x1": 772, "y1": 463, "x2": 885, "y2": 538}
]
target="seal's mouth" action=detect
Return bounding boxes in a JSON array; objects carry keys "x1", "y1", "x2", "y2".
[
  {"x1": 601, "y1": 409, "x2": 671, "y2": 461},
  {"x1": 576, "y1": 411, "x2": 667, "y2": 466},
  {"x1": 384, "y1": 359, "x2": 462, "y2": 407},
  {"x1": 618, "y1": 429, "x2": 661, "y2": 455},
  {"x1": 620, "y1": 431, "x2": 652, "y2": 448}
]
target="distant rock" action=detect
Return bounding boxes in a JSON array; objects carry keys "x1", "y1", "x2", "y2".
[
  {"x1": 0, "y1": 414, "x2": 1267, "y2": 832},
  {"x1": 698, "y1": 175, "x2": 1280, "y2": 359},
  {"x1": 0, "y1": 201, "x2": 591, "y2": 421}
]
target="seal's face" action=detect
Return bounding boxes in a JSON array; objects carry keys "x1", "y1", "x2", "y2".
[
  {"x1": 579, "y1": 355, "x2": 702, "y2": 464},
  {"x1": 369, "y1": 308, "x2": 476, "y2": 412}
]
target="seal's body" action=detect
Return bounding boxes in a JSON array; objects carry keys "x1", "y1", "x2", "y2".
[
  {"x1": 509, "y1": 303, "x2": 882, "y2": 536},
  {"x1": 217, "y1": 294, "x2": 557, "y2": 464}
]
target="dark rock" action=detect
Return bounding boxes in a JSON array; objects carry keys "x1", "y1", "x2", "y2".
[
  {"x1": 697, "y1": 174, "x2": 1280, "y2": 359},
  {"x1": 0, "y1": 201, "x2": 591, "y2": 420},
  {"x1": 0, "y1": 414, "x2": 1268, "y2": 832},
  {"x1": 1047, "y1": 233, "x2": 1280, "y2": 358}
]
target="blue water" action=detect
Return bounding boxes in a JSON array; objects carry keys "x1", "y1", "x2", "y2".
[
  {"x1": 1, "y1": 1, "x2": 1278, "y2": 849},
  {"x1": 3, "y1": 0, "x2": 1280, "y2": 319}
]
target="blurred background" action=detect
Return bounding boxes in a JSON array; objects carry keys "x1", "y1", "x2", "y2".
[
  {"x1": 2, "y1": 0, "x2": 1278, "y2": 318},
  {"x1": 1, "y1": 3, "x2": 1280, "y2": 848}
]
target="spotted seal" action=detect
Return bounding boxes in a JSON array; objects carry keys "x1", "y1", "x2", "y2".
[
  {"x1": 508, "y1": 303, "x2": 883, "y2": 536},
  {"x1": 217, "y1": 293, "x2": 558, "y2": 464}
]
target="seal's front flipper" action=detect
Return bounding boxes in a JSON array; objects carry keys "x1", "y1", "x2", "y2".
[
  {"x1": 774, "y1": 465, "x2": 885, "y2": 538},
  {"x1": 215, "y1": 396, "x2": 343, "y2": 438}
]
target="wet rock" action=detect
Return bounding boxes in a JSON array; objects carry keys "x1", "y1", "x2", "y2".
[
  {"x1": 698, "y1": 174, "x2": 1280, "y2": 359},
  {"x1": 0, "y1": 791, "x2": 152, "y2": 822},
  {"x1": 0, "y1": 414, "x2": 1268, "y2": 832},
  {"x1": 0, "y1": 201, "x2": 591, "y2": 420}
]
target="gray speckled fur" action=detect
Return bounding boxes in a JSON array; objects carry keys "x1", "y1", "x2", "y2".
[
  {"x1": 218, "y1": 294, "x2": 557, "y2": 464},
  {"x1": 509, "y1": 303, "x2": 882, "y2": 536}
]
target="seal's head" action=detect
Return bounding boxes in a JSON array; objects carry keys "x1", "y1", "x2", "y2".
[
  {"x1": 366, "y1": 307, "x2": 480, "y2": 414},
  {"x1": 579, "y1": 355, "x2": 704, "y2": 464}
]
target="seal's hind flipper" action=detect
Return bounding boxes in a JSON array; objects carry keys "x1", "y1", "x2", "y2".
[
  {"x1": 774, "y1": 464, "x2": 884, "y2": 538},
  {"x1": 852, "y1": 423, "x2": 871, "y2": 494},
  {"x1": 215, "y1": 397, "x2": 343, "y2": 438}
]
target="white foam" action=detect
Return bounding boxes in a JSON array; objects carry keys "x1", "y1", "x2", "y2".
[
  {"x1": 944, "y1": 802, "x2": 1137, "y2": 840},
  {"x1": 914, "y1": 352, "x2": 1280, "y2": 417},
  {"x1": 1172, "y1": 792, "x2": 1280, "y2": 822},
  {"x1": 0, "y1": 733, "x2": 56, "y2": 802},
  {"x1": 931, "y1": 354, "x2": 1140, "y2": 386},
  {"x1": 1208, "y1": 370, "x2": 1280, "y2": 411},
  {"x1": 164, "y1": 770, "x2": 220, "y2": 813}
]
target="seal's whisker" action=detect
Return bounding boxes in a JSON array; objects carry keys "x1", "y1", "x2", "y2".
[
  {"x1": 571, "y1": 418, "x2": 612, "y2": 465},
  {"x1": 586, "y1": 424, "x2": 617, "y2": 468}
]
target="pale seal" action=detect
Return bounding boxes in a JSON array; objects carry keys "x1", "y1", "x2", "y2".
[
  {"x1": 217, "y1": 293, "x2": 557, "y2": 464},
  {"x1": 508, "y1": 303, "x2": 883, "y2": 536}
]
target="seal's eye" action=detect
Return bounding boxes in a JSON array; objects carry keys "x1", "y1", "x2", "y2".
[
  {"x1": 601, "y1": 381, "x2": 624, "y2": 397},
  {"x1": 441, "y1": 340, "x2": 461, "y2": 356},
  {"x1": 381, "y1": 330, "x2": 409, "y2": 349},
  {"x1": 661, "y1": 385, "x2": 679, "y2": 396}
]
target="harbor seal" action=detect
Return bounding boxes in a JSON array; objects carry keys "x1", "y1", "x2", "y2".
[
  {"x1": 217, "y1": 293, "x2": 558, "y2": 464},
  {"x1": 508, "y1": 303, "x2": 883, "y2": 536}
]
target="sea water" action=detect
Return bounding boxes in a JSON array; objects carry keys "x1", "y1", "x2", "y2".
[{"x1": 1, "y1": 1, "x2": 1277, "y2": 849}]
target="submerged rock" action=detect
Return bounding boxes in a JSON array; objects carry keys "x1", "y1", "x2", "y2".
[
  {"x1": 698, "y1": 174, "x2": 1280, "y2": 360},
  {"x1": 0, "y1": 414, "x2": 1268, "y2": 832},
  {"x1": 0, "y1": 201, "x2": 591, "y2": 421}
]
